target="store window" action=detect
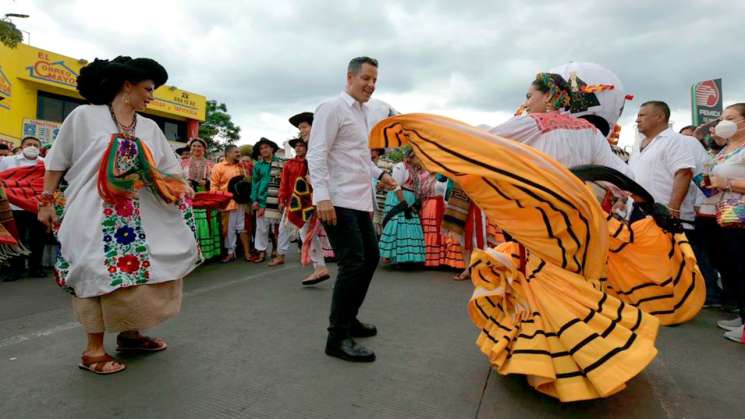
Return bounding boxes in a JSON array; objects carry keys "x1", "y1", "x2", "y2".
[
  {"x1": 148, "y1": 115, "x2": 187, "y2": 141},
  {"x1": 36, "y1": 92, "x2": 84, "y2": 123}
]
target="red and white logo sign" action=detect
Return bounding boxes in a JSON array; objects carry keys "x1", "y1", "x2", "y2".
[{"x1": 695, "y1": 80, "x2": 720, "y2": 108}]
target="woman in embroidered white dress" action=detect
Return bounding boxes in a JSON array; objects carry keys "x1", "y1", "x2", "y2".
[{"x1": 38, "y1": 57, "x2": 200, "y2": 375}]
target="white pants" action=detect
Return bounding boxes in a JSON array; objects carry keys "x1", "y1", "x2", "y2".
[
  {"x1": 300, "y1": 220, "x2": 325, "y2": 268},
  {"x1": 255, "y1": 214, "x2": 278, "y2": 252},
  {"x1": 225, "y1": 208, "x2": 245, "y2": 253},
  {"x1": 277, "y1": 211, "x2": 294, "y2": 255}
]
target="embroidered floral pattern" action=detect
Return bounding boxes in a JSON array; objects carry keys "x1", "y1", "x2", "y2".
[
  {"x1": 530, "y1": 112, "x2": 596, "y2": 134},
  {"x1": 52, "y1": 201, "x2": 75, "y2": 295},
  {"x1": 180, "y1": 197, "x2": 204, "y2": 264},
  {"x1": 102, "y1": 198, "x2": 151, "y2": 287}
]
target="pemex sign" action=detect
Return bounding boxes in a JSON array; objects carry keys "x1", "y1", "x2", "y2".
[{"x1": 691, "y1": 79, "x2": 723, "y2": 126}]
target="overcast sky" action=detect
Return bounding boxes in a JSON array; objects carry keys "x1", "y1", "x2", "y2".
[{"x1": 4, "y1": 0, "x2": 744, "y2": 148}]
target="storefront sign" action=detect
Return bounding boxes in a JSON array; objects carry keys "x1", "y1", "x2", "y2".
[
  {"x1": 22, "y1": 50, "x2": 80, "y2": 90},
  {"x1": 149, "y1": 89, "x2": 207, "y2": 121},
  {"x1": 22, "y1": 118, "x2": 61, "y2": 146},
  {"x1": 691, "y1": 78, "x2": 723, "y2": 126},
  {"x1": 0, "y1": 65, "x2": 11, "y2": 111}
]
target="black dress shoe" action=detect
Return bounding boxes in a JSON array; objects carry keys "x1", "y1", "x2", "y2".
[
  {"x1": 351, "y1": 321, "x2": 377, "y2": 338},
  {"x1": 325, "y1": 338, "x2": 376, "y2": 363}
]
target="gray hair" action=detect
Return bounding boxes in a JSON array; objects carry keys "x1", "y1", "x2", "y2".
[{"x1": 347, "y1": 56, "x2": 378, "y2": 74}]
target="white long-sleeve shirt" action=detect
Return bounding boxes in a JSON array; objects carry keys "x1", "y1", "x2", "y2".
[{"x1": 307, "y1": 91, "x2": 383, "y2": 212}]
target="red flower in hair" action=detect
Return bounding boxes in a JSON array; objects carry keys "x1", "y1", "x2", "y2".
[{"x1": 116, "y1": 255, "x2": 140, "y2": 273}]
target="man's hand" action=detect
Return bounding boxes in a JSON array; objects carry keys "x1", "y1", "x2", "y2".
[
  {"x1": 252, "y1": 202, "x2": 259, "y2": 210},
  {"x1": 379, "y1": 173, "x2": 397, "y2": 190},
  {"x1": 256, "y1": 207, "x2": 265, "y2": 218},
  {"x1": 317, "y1": 200, "x2": 336, "y2": 225},
  {"x1": 37, "y1": 206, "x2": 57, "y2": 232}
]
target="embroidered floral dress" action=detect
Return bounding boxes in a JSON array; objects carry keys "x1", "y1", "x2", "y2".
[{"x1": 46, "y1": 105, "x2": 201, "y2": 298}]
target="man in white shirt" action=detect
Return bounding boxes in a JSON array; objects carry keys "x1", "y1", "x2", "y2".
[
  {"x1": 307, "y1": 56, "x2": 396, "y2": 363},
  {"x1": 0, "y1": 136, "x2": 47, "y2": 281},
  {"x1": 628, "y1": 101, "x2": 696, "y2": 226}
]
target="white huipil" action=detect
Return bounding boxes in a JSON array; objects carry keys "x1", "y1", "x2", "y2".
[
  {"x1": 489, "y1": 112, "x2": 633, "y2": 178},
  {"x1": 45, "y1": 105, "x2": 200, "y2": 298}
]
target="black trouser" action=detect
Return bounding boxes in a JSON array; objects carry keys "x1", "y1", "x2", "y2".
[
  {"x1": 322, "y1": 207, "x2": 380, "y2": 341},
  {"x1": 716, "y1": 227, "x2": 745, "y2": 321},
  {"x1": 691, "y1": 217, "x2": 723, "y2": 304},
  {"x1": 9, "y1": 210, "x2": 46, "y2": 273}
]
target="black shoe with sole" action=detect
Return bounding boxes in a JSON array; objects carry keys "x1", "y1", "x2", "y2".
[
  {"x1": 351, "y1": 320, "x2": 377, "y2": 338},
  {"x1": 325, "y1": 338, "x2": 376, "y2": 362}
]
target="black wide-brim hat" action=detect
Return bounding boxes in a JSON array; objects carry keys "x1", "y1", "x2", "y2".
[
  {"x1": 289, "y1": 112, "x2": 313, "y2": 128},
  {"x1": 288, "y1": 138, "x2": 306, "y2": 149},
  {"x1": 77, "y1": 56, "x2": 168, "y2": 105},
  {"x1": 252, "y1": 137, "x2": 279, "y2": 160},
  {"x1": 109, "y1": 56, "x2": 169, "y2": 88}
]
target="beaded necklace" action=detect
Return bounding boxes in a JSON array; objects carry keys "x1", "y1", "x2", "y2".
[{"x1": 108, "y1": 105, "x2": 137, "y2": 136}]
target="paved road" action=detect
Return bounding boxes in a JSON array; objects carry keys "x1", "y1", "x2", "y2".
[{"x1": 1, "y1": 252, "x2": 743, "y2": 418}]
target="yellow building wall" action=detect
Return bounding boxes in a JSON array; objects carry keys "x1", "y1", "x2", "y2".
[{"x1": 0, "y1": 43, "x2": 206, "y2": 146}]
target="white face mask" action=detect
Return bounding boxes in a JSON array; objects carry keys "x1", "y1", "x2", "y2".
[
  {"x1": 714, "y1": 119, "x2": 743, "y2": 140},
  {"x1": 22, "y1": 146, "x2": 39, "y2": 159}
]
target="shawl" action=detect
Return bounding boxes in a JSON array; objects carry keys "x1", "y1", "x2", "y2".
[
  {"x1": 0, "y1": 162, "x2": 45, "y2": 213},
  {"x1": 0, "y1": 186, "x2": 26, "y2": 263},
  {"x1": 98, "y1": 133, "x2": 187, "y2": 205}
]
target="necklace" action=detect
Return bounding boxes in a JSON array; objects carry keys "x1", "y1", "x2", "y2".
[{"x1": 108, "y1": 105, "x2": 137, "y2": 136}]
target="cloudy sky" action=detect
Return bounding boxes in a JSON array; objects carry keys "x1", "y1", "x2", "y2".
[{"x1": 4, "y1": 0, "x2": 743, "y2": 148}]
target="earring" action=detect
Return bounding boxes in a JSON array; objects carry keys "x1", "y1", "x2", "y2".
[{"x1": 124, "y1": 94, "x2": 130, "y2": 105}]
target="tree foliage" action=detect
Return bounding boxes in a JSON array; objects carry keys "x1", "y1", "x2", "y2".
[
  {"x1": 198, "y1": 100, "x2": 241, "y2": 152},
  {"x1": 0, "y1": 20, "x2": 23, "y2": 48}
]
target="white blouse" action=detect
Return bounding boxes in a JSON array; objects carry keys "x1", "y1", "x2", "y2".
[
  {"x1": 489, "y1": 113, "x2": 633, "y2": 178},
  {"x1": 45, "y1": 105, "x2": 200, "y2": 298}
]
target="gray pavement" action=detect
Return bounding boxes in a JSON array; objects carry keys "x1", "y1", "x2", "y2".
[{"x1": 0, "y1": 252, "x2": 743, "y2": 419}]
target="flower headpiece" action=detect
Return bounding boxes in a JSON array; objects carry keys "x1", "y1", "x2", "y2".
[{"x1": 535, "y1": 72, "x2": 572, "y2": 110}]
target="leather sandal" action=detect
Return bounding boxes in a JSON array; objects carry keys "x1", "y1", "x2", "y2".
[
  {"x1": 78, "y1": 353, "x2": 126, "y2": 375},
  {"x1": 268, "y1": 257, "x2": 285, "y2": 267},
  {"x1": 453, "y1": 270, "x2": 470, "y2": 281},
  {"x1": 251, "y1": 252, "x2": 266, "y2": 263},
  {"x1": 116, "y1": 335, "x2": 168, "y2": 353}
]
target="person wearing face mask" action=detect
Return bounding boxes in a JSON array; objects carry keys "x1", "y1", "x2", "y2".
[
  {"x1": 0, "y1": 136, "x2": 47, "y2": 281},
  {"x1": 39, "y1": 56, "x2": 201, "y2": 375},
  {"x1": 701, "y1": 103, "x2": 745, "y2": 345}
]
